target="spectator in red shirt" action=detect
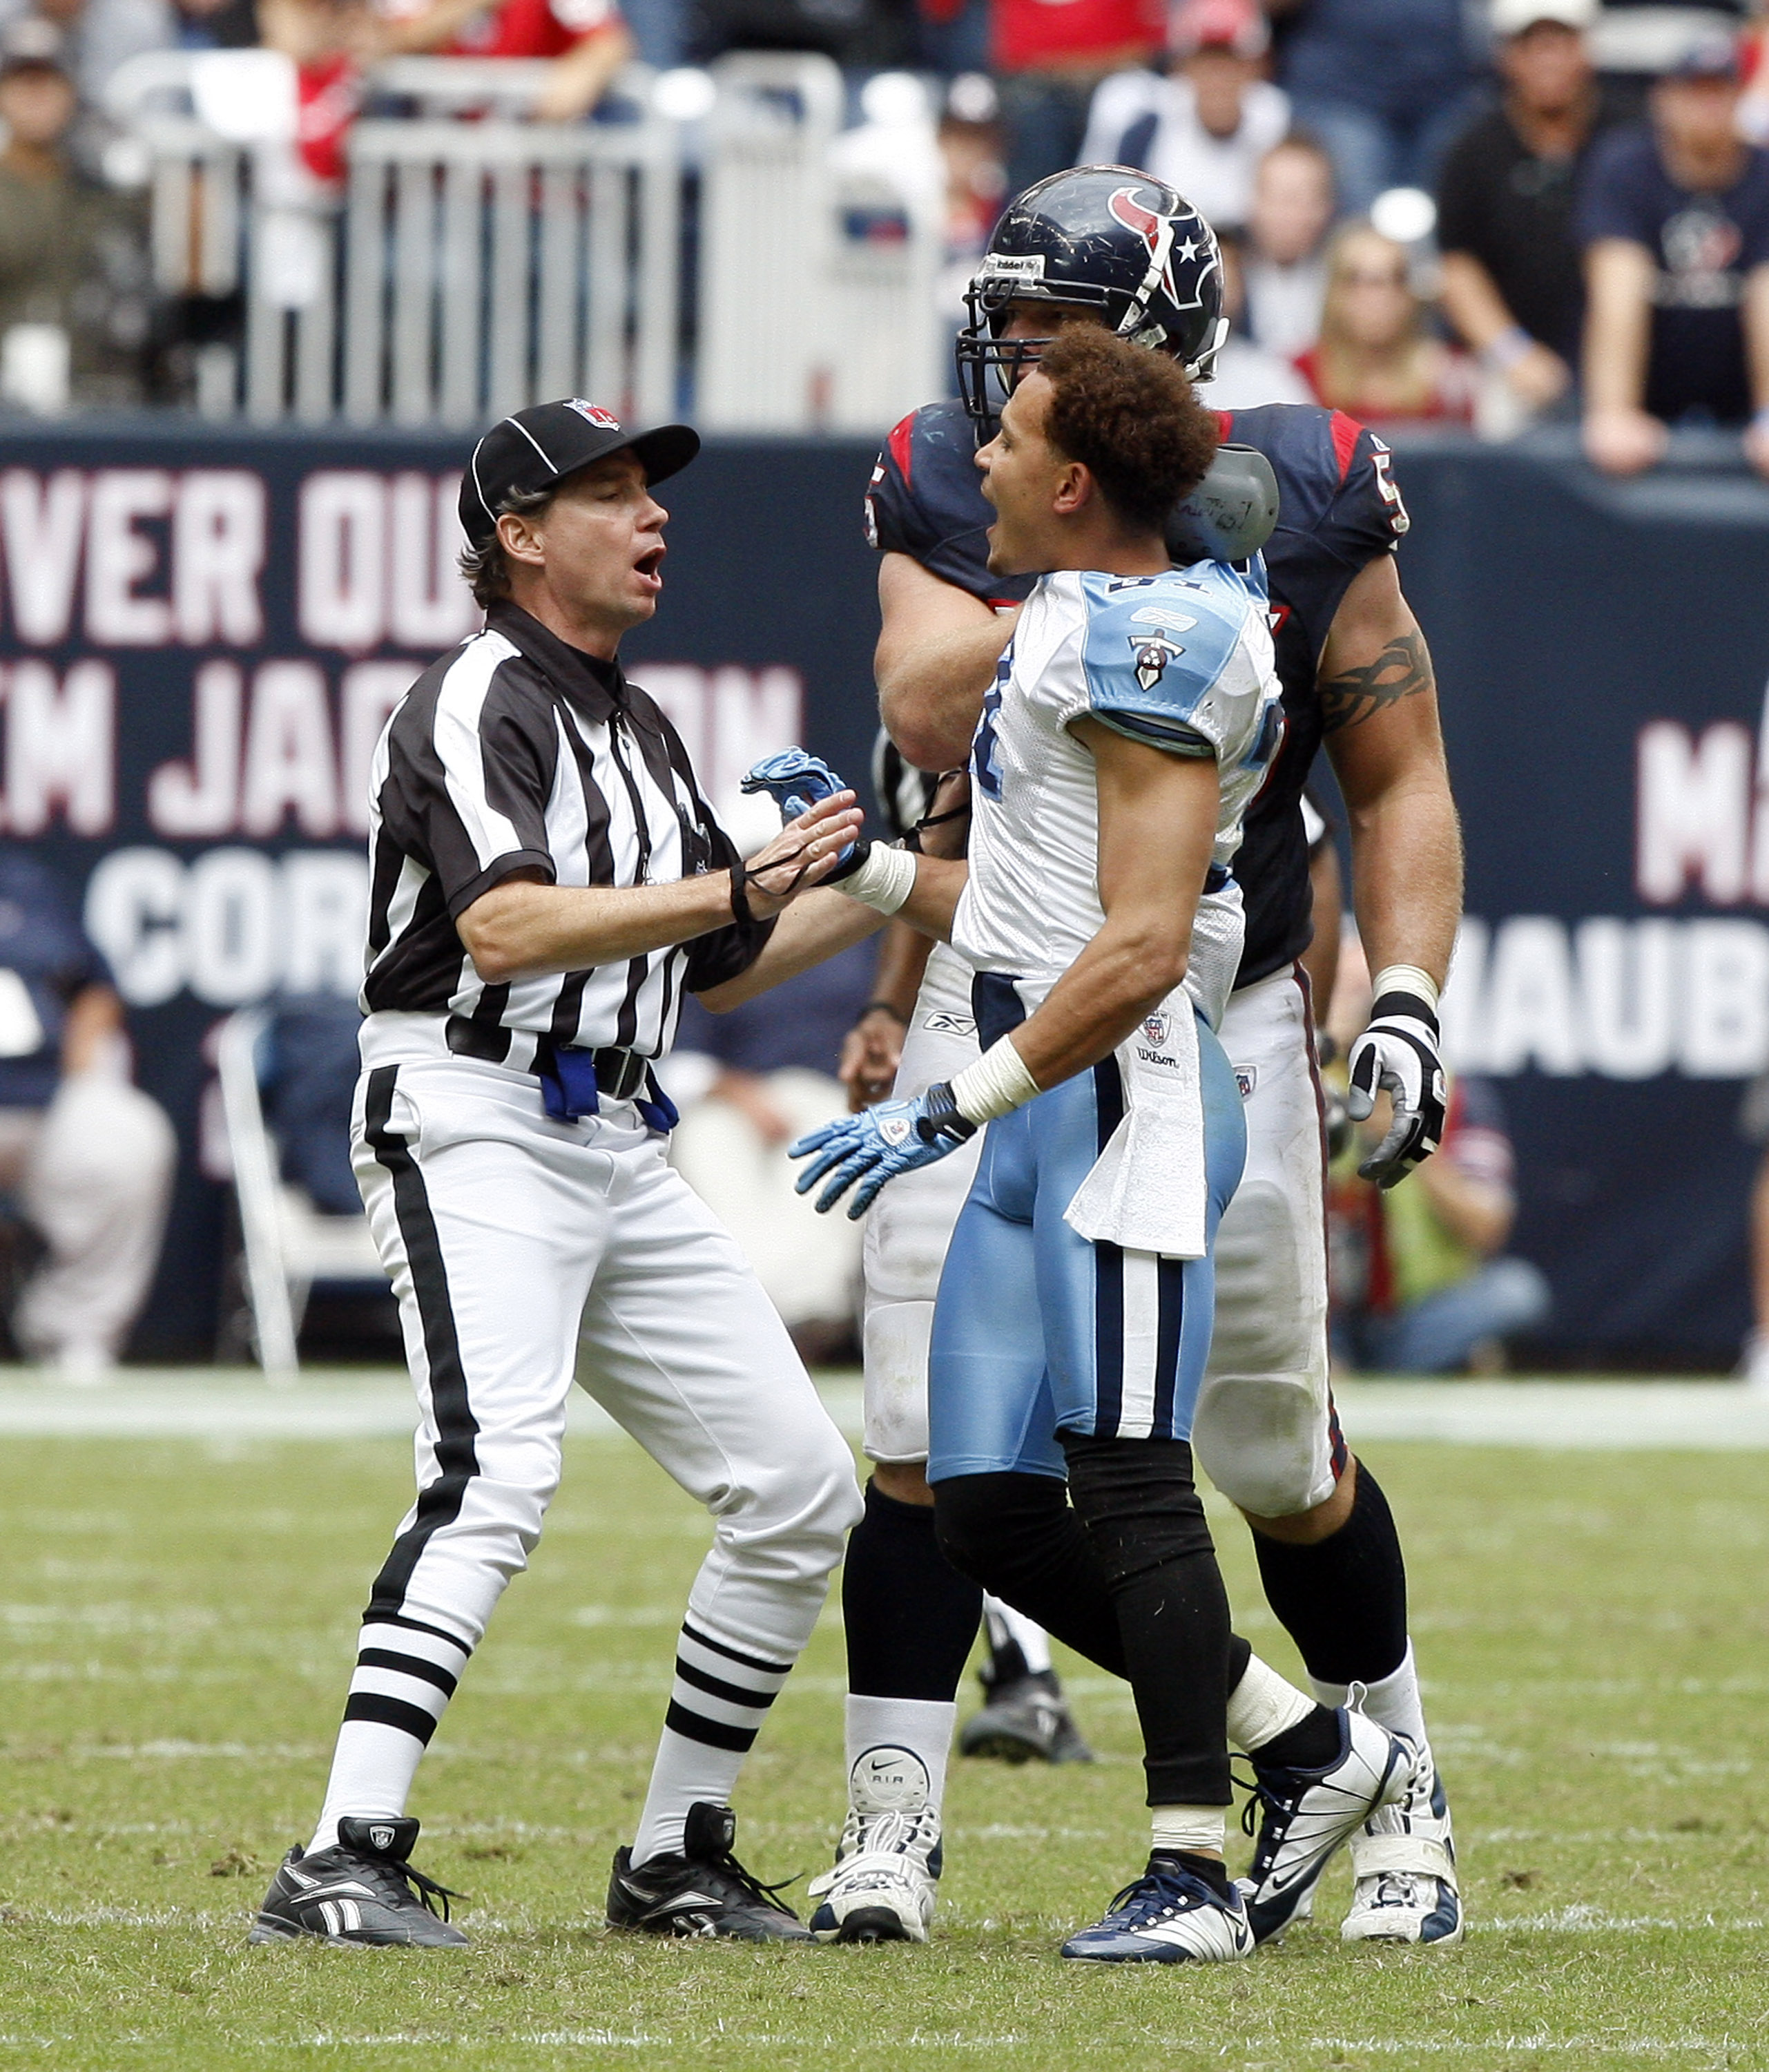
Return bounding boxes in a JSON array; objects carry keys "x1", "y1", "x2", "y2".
[
  {"x1": 376, "y1": 0, "x2": 632, "y2": 120},
  {"x1": 992, "y1": 0, "x2": 1163, "y2": 204},
  {"x1": 1294, "y1": 219, "x2": 1477, "y2": 421}
]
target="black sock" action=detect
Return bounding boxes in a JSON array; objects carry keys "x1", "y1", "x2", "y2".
[
  {"x1": 1250, "y1": 1461, "x2": 1409, "y2": 1689},
  {"x1": 1061, "y1": 1433, "x2": 1236, "y2": 1809},
  {"x1": 843, "y1": 1479, "x2": 982, "y2": 1701},
  {"x1": 1169, "y1": 1851, "x2": 1235, "y2": 1901},
  {"x1": 934, "y1": 1470, "x2": 1128, "y2": 1680},
  {"x1": 1254, "y1": 1705, "x2": 1343, "y2": 1772}
]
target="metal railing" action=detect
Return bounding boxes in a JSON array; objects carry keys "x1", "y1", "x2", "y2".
[{"x1": 102, "y1": 50, "x2": 942, "y2": 431}]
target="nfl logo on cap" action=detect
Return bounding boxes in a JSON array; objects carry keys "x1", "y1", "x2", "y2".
[{"x1": 566, "y1": 401, "x2": 622, "y2": 430}]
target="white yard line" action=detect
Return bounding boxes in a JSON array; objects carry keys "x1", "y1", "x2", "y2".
[{"x1": 0, "y1": 1372, "x2": 1766, "y2": 1449}]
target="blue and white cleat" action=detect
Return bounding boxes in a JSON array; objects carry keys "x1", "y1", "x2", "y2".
[
  {"x1": 1061, "y1": 1856, "x2": 1255, "y2": 1965},
  {"x1": 1340, "y1": 1749, "x2": 1462, "y2": 1948},
  {"x1": 1237, "y1": 1697, "x2": 1417, "y2": 1946}
]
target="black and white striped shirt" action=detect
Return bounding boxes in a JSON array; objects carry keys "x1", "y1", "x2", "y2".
[{"x1": 362, "y1": 602, "x2": 770, "y2": 1055}]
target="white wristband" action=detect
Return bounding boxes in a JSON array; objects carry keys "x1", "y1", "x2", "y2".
[
  {"x1": 949, "y1": 1033, "x2": 1041, "y2": 1124},
  {"x1": 838, "y1": 843, "x2": 917, "y2": 916},
  {"x1": 1371, "y1": 963, "x2": 1440, "y2": 1013}
]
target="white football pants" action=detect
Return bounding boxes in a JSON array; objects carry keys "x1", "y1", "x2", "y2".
[
  {"x1": 861, "y1": 950, "x2": 1337, "y2": 1519},
  {"x1": 351, "y1": 1017, "x2": 862, "y2": 1662}
]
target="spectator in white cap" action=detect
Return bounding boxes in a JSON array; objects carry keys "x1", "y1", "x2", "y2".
[
  {"x1": 1080, "y1": 0, "x2": 1289, "y2": 234},
  {"x1": 1436, "y1": 0, "x2": 1627, "y2": 422},
  {"x1": 1576, "y1": 26, "x2": 1769, "y2": 477}
]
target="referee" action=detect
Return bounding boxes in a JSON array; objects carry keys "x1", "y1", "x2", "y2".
[{"x1": 252, "y1": 401, "x2": 878, "y2": 1949}]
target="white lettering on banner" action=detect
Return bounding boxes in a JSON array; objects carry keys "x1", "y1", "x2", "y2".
[
  {"x1": 2, "y1": 658, "x2": 115, "y2": 834},
  {"x1": 85, "y1": 470, "x2": 174, "y2": 646},
  {"x1": 389, "y1": 474, "x2": 475, "y2": 650},
  {"x1": 84, "y1": 847, "x2": 367, "y2": 1009},
  {"x1": 173, "y1": 472, "x2": 264, "y2": 646},
  {"x1": 641, "y1": 664, "x2": 804, "y2": 820},
  {"x1": 148, "y1": 660, "x2": 242, "y2": 836},
  {"x1": 146, "y1": 657, "x2": 422, "y2": 839},
  {"x1": 240, "y1": 660, "x2": 338, "y2": 837},
  {"x1": 1636, "y1": 720, "x2": 1752, "y2": 903},
  {"x1": 299, "y1": 471, "x2": 475, "y2": 654},
  {"x1": 299, "y1": 472, "x2": 385, "y2": 651},
  {"x1": 0, "y1": 470, "x2": 85, "y2": 644},
  {"x1": 1445, "y1": 914, "x2": 1769, "y2": 1080}
]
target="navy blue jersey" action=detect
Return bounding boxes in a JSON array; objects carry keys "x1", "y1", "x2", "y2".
[{"x1": 864, "y1": 396, "x2": 1409, "y2": 986}]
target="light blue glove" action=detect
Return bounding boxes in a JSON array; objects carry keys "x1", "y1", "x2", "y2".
[
  {"x1": 741, "y1": 747, "x2": 851, "y2": 825},
  {"x1": 790, "y1": 1083, "x2": 978, "y2": 1219},
  {"x1": 741, "y1": 747, "x2": 866, "y2": 878}
]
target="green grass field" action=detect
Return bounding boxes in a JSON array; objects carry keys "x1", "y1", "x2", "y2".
[{"x1": 3, "y1": 1408, "x2": 1769, "y2": 2070}]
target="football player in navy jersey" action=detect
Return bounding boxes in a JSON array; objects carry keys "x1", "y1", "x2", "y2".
[{"x1": 815, "y1": 167, "x2": 1465, "y2": 1953}]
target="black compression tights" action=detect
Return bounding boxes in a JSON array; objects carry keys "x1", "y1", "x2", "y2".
[{"x1": 935, "y1": 1443, "x2": 1251, "y2": 1807}]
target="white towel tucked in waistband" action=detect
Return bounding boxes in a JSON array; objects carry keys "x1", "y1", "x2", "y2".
[{"x1": 1062, "y1": 988, "x2": 1207, "y2": 1260}]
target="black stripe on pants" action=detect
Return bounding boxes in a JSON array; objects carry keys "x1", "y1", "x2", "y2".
[{"x1": 361, "y1": 1064, "x2": 482, "y2": 1624}]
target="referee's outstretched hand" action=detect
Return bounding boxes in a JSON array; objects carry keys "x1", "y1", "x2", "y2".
[{"x1": 737, "y1": 792, "x2": 864, "y2": 918}]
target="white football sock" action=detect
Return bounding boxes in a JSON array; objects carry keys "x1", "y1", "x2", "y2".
[
  {"x1": 630, "y1": 1620, "x2": 795, "y2": 1868},
  {"x1": 983, "y1": 1596, "x2": 1052, "y2": 1676},
  {"x1": 1312, "y1": 1640, "x2": 1428, "y2": 1752},
  {"x1": 846, "y1": 1694, "x2": 955, "y2": 1812},
  {"x1": 309, "y1": 1619, "x2": 471, "y2": 1854},
  {"x1": 1150, "y1": 1805, "x2": 1226, "y2": 1856},
  {"x1": 1226, "y1": 1651, "x2": 1316, "y2": 1754}
]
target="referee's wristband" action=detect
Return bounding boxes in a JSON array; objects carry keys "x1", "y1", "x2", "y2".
[
  {"x1": 838, "y1": 842, "x2": 917, "y2": 915},
  {"x1": 949, "y1": 1033, "x2": 1041, "y2": 1125}
]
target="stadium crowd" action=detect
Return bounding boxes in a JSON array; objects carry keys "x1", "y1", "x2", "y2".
[{"x1": 2, "y1": 0, "x2": 1769, "y2": 463}]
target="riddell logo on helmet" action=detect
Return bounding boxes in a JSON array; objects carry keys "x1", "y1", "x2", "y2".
[{"x1": 566, "y1": 401, "x2": 621, "y2": 430}]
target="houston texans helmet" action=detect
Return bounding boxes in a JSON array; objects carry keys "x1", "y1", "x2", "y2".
[{"x1": 956, "y1": 166, "x2": 1227, "y2": 430}]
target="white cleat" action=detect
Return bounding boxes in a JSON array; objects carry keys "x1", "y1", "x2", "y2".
[
  {"x1": 1340, "y1": 1746, "x2": 1463, "y2": 1948},
  {"x1": 806, "y1": 1745, "x2": 941, "y2": 1944},
  {"x1": 1238, "y1": 1692, "x2": 1415, "y2": 1945}
]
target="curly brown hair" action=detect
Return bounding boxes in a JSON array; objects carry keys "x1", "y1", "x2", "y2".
[{"x1": 1034, "y1": 328, "x2": 1219, "y2": 536}]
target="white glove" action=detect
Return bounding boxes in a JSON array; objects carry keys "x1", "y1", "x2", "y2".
[{"x1": 1346, "y1": 969, "x2": 1447, "y2": 1189}]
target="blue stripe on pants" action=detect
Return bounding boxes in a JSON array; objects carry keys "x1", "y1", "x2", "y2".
[{"x1": 926, "y1": 1010, "x2": 1246, "y2": 1482}]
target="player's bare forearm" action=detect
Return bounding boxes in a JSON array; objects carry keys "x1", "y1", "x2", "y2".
[
  {"x1": 876, "y1": 553, "x2": 1014, "y2": 773},
  {"x1": 1320, "y1": 558, "x2": 1463, "y2": 987},
  {"x1": 697, "y1": 892, "x2": 887, "y2": 1011},
  {"x1": 701, "y1": 854, "x2": 967, "y2": 1010},
  {"x1": 1009, "y1": 720, "x2": 1215, "y2": 1090}
]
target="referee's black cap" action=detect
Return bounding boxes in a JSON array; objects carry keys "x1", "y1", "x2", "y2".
[{"x1": 460, "y1": 400, "x2": 701, "y2": 547}]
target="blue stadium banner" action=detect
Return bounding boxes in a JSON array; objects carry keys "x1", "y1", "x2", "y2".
[{"x1": 0, "y1": 421, "x2": 1764, "y2": 1363}]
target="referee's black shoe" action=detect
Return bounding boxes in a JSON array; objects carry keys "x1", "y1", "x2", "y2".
[
  {"x1": 607, "y1": 1802, "x2": 814, "y2": 1941},
  {"x1": 249, "y1": 1816, "x2": 468, "y2": 1947}
]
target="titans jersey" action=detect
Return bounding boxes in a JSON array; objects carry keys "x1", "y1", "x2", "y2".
[
  {"x1": 954, "y1": 562, "x2": 1282, "y2": 1031},
  {"x1": 864, "y1": 396, "x2": 1409, "y2": 987}
]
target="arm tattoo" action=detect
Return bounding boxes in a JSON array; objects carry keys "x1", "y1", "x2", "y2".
[{"x1": 1320, "y1": 630, "x2": 1434, "y2": 734}]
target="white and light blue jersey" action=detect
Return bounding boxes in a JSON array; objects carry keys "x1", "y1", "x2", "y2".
[{"x1": 951, "y1": 558, "x2": 1283, "y2": 1028}]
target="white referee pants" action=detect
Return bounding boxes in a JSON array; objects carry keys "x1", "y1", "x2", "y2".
[{"x1": 349, "y1": 1034, "x2": 861, "y2": 1665}]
